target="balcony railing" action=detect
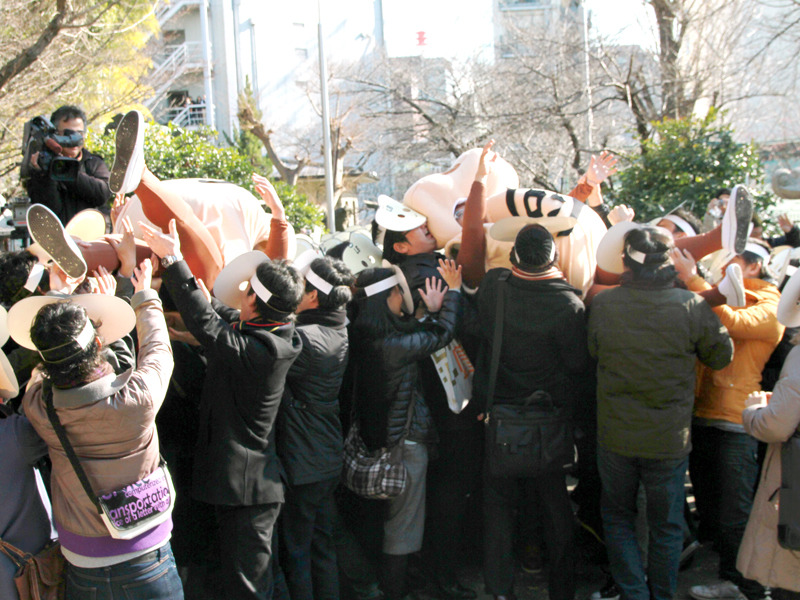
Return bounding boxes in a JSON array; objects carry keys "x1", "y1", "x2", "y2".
[{"x1": 164, "y1": 103, "x2": 207, "y2": 128}]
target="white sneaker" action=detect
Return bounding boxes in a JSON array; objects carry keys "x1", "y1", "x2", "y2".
[
  {"x1": 689, "y1": 581, "x2": 746, "y2": 600},
  {"x1": 590, "y1": 578, "x2": 620, "y2": 600},
  {"x1": 719, "y1": 263, "x2": 746, "y2": 307},
  {"x1": 109, "y1": 110, "x2": 145, "y2": 194},
  {"x1": 721, "y1": 185, "x2": 753, "y2": 255}
]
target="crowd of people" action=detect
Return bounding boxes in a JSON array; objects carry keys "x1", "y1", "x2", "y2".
[{"x1": 2, "y1": 108, "x2": 800, "y2": 600}]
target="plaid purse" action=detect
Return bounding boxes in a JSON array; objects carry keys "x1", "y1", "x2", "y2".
[
  {"x1": 342, "y1": 422, "x2": 407, "y2": 500},
  {"x1": 342, "y1": 392, "x2": 417, "y2": 500}
]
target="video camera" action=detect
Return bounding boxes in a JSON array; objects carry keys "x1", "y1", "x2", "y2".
[{"x1": 20, "y1": 116, "x2": 82, "y2": 183}]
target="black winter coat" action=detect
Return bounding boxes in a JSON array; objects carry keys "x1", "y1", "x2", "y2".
[
  {"x1": 351, "y1": 291, "x2": 460, "y2": 452},
  {"x1": 26, "y1": 149, "x2": 111, "y2": 224},
  {"x1": 278, "y1": 308, "x2": 348, "y2": 486},
  {"x1": 163, "y1": 261, "x2": 302, "y2": 505},
  {"x1": 474, "y1": 270, "x2": 591, "y2": 414}
]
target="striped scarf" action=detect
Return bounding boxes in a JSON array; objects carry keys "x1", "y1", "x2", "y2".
[{"x1": 510, "y1": 265, "x2": 565, "y2": 281}]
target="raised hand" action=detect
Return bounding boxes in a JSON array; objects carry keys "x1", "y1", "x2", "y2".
[
  {"x1": 139, "y1": 218, "x2": 181, "y2": 259},
  {"x1": 49, "y1": 263, "x2": 85, "y2": 295},
  {"x1": 608, "y1": 204, "x2": 635, "y2": 225},
  {"x1": 110, "y1": 192, "x2": 128, "y2": 229},
  {"x1": 252, "y1": 173, "x2": 286, "y2": 221},
  {"x1": 669, "y1": 247, "x2": 697, "y2": 282},
  {"x1": 104, "y1": 216, "x2": 136, "y2": 277},
  {"x1": 93, "y1": 265, "x2": 117, "y2": 296},
  {"x1": 131, "y1": 257, "x2": 154, "y2": 294},
  {"x1": 419, "y1": 276, "x2": 447, "y2": 313},
  {"x1": 437, "y1": 258, "x2": 463, "y2": 291},
  {"x1": 585, "y1": 151, "x2": 618, "y2": 188},
  {"x1": 476, "y1": 139, "x2": 497, "y2": 183}
]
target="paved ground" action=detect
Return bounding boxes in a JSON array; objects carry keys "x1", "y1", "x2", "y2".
[{"x1": 409, "y1": 539, "x2": 721, "y2": 600}]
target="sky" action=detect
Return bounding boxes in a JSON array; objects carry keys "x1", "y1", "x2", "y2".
[
  {"x1": 585, "y1": 0, "x2": 655, "y2": 49},
  {"x1": 374, "y1": 0, "x2": 655, "y2": 60}
]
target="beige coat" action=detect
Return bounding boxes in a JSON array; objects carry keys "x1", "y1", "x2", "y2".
[
  {"x1": 23, "y1": 290, "x2": 173, "y2": 541},
  {"x1": 737, "y1": 344, "x2": 800, "y2": 591}
]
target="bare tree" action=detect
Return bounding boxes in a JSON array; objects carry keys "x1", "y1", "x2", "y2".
[{"x1": 0, "y1": 0, "x2": 157, "y2": 191}]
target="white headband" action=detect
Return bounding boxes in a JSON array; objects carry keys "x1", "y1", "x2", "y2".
[
  {"x1": 661, "y1": 214, "x2": 696, "y2": 237},
  {"x1": 24, "y1": 263, "x2": 45, "y2": 292},
  {"x1": 744, "y1": 242, "x2": 770, "y2": 262},
  {"x1": 293, "y1": 250, "x2": 320, "y2": 276},
  {"x1": 306, "y1": 269, "x2": 333, "y2": 295},
  {"x1": 249, "y1": 274, "x2": 273, "y2": 304},
  {"x1": 625, "y1": 245, "x2": 647, "y2": 264},
  {"x1": 37, "y1": 316, "x2": 95, "y2": 361},
  {"x1": 364, "y1": 274, "x2": 400, "y2": 297}
]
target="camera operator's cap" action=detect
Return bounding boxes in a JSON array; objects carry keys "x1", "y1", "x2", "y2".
[
  {"x1": 213, "y1": 250, "x2": 269, "y2": 311},
  {"x1": 778, "y1": 266, "x2": 800, "y2": 327},
  {"x1": 595, "y1": 221, "x2": 641, "y2": 274},
  {"x1": 375, "y1": 195, "x2": 426, "y2": 233},
  {"x1": 342, "y1": 232, "x2": 382, "y2": 274},
  {"x1": 26, "y1": 204, "x2": 87, "y2": 279},
  {"x1": 379, "y1": 259, "x2": 414, "y2": 315},
  {"x1": 0, "y1": 349, "x2": 19, "y2": 400},
  {"x1": 65, "y1": 209, "x2": 106, "y2": 242},
  {"x1": 8, "y1": 293, "x2": 135, "y2": 351}
]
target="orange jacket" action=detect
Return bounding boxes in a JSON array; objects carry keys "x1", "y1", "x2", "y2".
[{"x1": 688, "y1": 276, "x2": 784, "y2": 424}]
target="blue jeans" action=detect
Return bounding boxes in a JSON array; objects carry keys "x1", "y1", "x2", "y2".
[
  {"x1": 598, "y1": 447, "x2": 687, "y2": 600},
  {"x1": 66, "y1": 542, "x2": 184, "y2": 600},
  {"x1": 689, "y1": 425, "x2": 764, "y2": 598}
]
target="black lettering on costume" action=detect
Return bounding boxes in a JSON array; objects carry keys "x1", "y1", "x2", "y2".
[
  {"x1": 523, "y1": 190, "x2": 547, "y2": 217},
  {"x1": 505, "y1": 189, "x2": 518, "y2": 216}
]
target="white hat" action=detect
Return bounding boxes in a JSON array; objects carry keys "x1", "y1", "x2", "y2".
[
  {"x1": 374, "y1": 195, "x2": 426, "y2": 233},
  {"x1": 0, "y1": 306, "x2": 9, "y2": 347},
  {"x1": 292, "y1": 249, "x2": 322, "y2": 277},
  {"x1": 319, "y1": 231, "x2": 350, "y2": 254},
  {"x1": 342, "y1": 232, "x2": 382, "y2": 274},
  {"x1": 65, "y1": 209, "x2": 107, "y2": 241},
  {"x1": 0, "y1": 351, "x2": 19, "y2": 400},
  {"x1": 8, "y1": 294, "x2": 135, "y2": 351},
  {"x1": 778, "y1": 267, "x2": 800, "y2": 327},
  {"x1": 293, "y1": 234, "x2": 318, "y2": 260},
  {"x1": 768, "y1": 245, "x2": 800, "y2": 289},
  {"x1": 212, "y1": 251, "x2": 269, "y2": 310},
  {"x1": 595, "y1": 222, "x2": 641, "y2": 274},
  {"x1": 490, "y1": 215, "x2": 579, "y2": 242}
]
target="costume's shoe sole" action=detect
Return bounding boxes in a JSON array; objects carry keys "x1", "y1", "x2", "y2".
[
  {"x1": 27, "y1": 204, "x2": 87, "y2": 279},
  {"x1": 109, "y1": 110, "x2": 144, "y2": 194},
  {"x1": 723, "y1": 185, "x2": 753, "y2": 255}
]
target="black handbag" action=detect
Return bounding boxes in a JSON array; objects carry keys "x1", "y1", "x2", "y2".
[{"x1": 484, "y1": 271, "x2": 575, "y2": 478}]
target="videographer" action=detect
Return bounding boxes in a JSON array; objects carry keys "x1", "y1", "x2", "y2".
[{"x1": 25, "y1": 105, "x2": 111, "y2": 224}]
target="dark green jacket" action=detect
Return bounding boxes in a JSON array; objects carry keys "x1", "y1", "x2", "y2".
[{"x1": 588, "y1": 283, "x2": 732, "y2": 459}]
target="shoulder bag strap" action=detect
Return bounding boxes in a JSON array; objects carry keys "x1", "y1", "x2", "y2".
[
  {"x1": 485, "y1": 271, "x2": 509, "y2": 420},
  {"x1": 42, "y1": 382, "x2": 103, "y2": 515},
  {"x1": 0, "y1": 538, "x2": 27, "y2": 568}
]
